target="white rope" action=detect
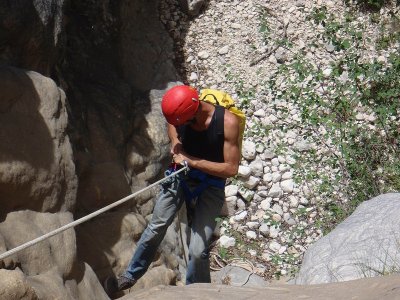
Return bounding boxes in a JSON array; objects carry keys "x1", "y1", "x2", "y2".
[{"x1": 0, "y1": 166, "x2": 188, "y2": 261}]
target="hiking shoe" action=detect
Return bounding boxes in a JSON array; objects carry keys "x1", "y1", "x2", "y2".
[
  {"x1": 117, "y1": 275, "x2": 136, "y2": 290},
  {"x1": 104, "y1": 275, "x2": 136, "y2": 296}
]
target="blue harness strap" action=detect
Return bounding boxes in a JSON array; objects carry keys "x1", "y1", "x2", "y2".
[{"x1": 180, "y1": 169, "x2": 225, "y2": 207}]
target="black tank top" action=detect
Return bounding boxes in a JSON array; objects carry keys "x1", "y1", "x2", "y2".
[{"x1": 179, "y1": 105, "x2": 225, "y2": 163}]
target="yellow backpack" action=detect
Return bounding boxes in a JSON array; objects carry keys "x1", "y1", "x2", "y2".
[{"x1": 199, "y1": 89, "x2": 246, "y2": 151}]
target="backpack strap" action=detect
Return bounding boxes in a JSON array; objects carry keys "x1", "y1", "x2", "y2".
[
  {"x1": 200, "y1": 92, "x2": 234, "y2": 109},
  {"x1": 200, "y1": 93, "x2": 221, "y2": 106}
]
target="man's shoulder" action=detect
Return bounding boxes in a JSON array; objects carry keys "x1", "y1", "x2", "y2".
[{"x1": 223, "y1": 108, "x2": 239, "y2": 125}]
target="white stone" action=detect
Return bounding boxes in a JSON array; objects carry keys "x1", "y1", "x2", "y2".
[
  {"x1": 246, "y1": 231, "x2": 257, "y2": 239},
  {"x1": 260, "y1": 199, "x2": 271, "y2": 210},
  {"x1": 282, "y1": 171, "x2": 293, "y2": 180},
  {"x1": 272, "y1": 213, "x2": 282, "y2": 222},
  {"x1": 238, "y1": 165, "x2": 252, "y2": 178},
  {"x1": 189, "y1": 72, "x2": 198, "y2": 81},
  {"x1": 254, "y1": 109, "x2": 266, "y2": 117},
  {"x1": 234, "y1": 210, "x2": 248, "y2": 221},
  {"x1": 338, "y1": 71, "x2": 349, "y2": 83},
  {"x1": 219, "y1": 235, "x2": 236, "y2": 248},
  {"x1": 377, "y1": 55, "x2": 386, "y2": 63},
  {"x1": 271, "y1": 158, "x2": 280, "y2": 166},
  {"x1": 289, "y1": 195, "x2": 299, "y2": 208},
  {"x1": 198, "y1": 50, "x2": 210, "y2": 59},
  {"x1": 281, "y1": 179, "x2": 295, "y2": 193},
  {"x1": 225, "y1": 185, "x2": 239, "y2": 197},
  {"x1": 268, "y1": 184, "x2": 283, "y2": 198},
  {"x1": 323, "y1": 68, "x2": 332, "y2": 77},
  {"x1": 278, "y1": 155, "x2": 286, "y2": 163},
  {"x1": 269, "y1": 241, "x2": 282, "y2": 252},
  {"x1": 272, "y1": 204, "x2": 284, "y2": 215},
  {"x1": 263, "y1": 173, "x2": 273, "y2": 183},
  {"x1": 246, "y1": 221, "x2": 259, "y2": 229},
  {"x1": 244, "y1": 176, "x2": 260, "y2": 189},
  {"x1": 231, "y1": 23, "x2": 241, "y2": 29},
  {"x1": 251, "y1": 210, "x2": 266, "y2": 221},
  {"x1": 249, "y1": 159, "x2": 264, "y2": 177},
  {"x1": 242, "y1": 141, "x2": 257, "y2": 160},
  {"x1": 286, "y1": 156, "x2": 296, "y2": 165},
  {"x1": 264, "y1": 149, "x2": 276, "y2": 159},
  {"x1": 269, "y1": 226, "x2": 280, "y2": 238},
  {"x1": 237, "y1": 198, "x2": 246, "y2": 210},
  {"x1": 259, "y1": 223, "x2": 269, "y2": 235},
  {"x1": 272, "y1": 172, "x2": 282, "y2": 183},
  {"x1": 278, "y1": 246, "x2": 287, "y2": 254},
  {"x1": 218, "y1": 45, "x2": 229, "y2": 55},
  {"x1": 279, "y1": 164, "x2": 290, "y2": 172},
  {"x1": 255, "y1": 143, "x2": 265, "y2": 153},
  {"x1": 248, "y1": 249, "x2": 257, "y2": 256}
]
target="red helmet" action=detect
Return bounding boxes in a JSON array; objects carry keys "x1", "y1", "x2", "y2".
[{"x1": 161, "y1": 85, "x2": 199, "y2": 126}]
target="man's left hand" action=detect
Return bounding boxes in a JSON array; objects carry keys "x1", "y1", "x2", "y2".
[{"x1": 172, "y1": 153, "x2": 189, "y2": 166}]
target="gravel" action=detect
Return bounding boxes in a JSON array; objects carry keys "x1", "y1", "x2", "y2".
[{"x1": 160, "y1": 0, "x2": 400, "y2": 279}]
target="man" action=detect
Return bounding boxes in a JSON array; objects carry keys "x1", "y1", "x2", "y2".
[{"x1": 105, "y1": 85, "x2": 240, "y2": 295}]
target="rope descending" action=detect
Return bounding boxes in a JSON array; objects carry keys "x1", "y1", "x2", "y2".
[{"x1": 0, "y1": 165, "x2": 189, "y2": 261}]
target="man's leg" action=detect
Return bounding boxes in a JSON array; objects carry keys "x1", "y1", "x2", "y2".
[
  {"x1": 123, "y1": 177, "x2": 185, "y2": 281},
  {"x1": 185, "y1": 185, "x2": 224, "y2": 284},
  {"x1": 103, "y1": 177, "x2": 185, "y2": 296}
]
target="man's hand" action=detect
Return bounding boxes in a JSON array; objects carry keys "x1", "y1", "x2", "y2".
[
  {"x1": 172, "y1": 152, "x2": 190, "y2": 166},
  {"x1": 170, "y1": 142, "x2": 183, "y2": 155}
]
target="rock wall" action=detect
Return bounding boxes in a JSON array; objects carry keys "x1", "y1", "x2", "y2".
[
  {"x1": 0, "y1": 67, "x2": 77, "y2": 218},
  {"x1": 0, "y1": 0, "x2": 185, "y2": 298}
]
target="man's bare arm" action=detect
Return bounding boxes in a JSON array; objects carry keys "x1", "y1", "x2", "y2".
[
  {"x1": 167, "y1": 124, "x2": 182, "y2": 155},
  {"x1": 173, "y1": 111, "x2": 240, "y2": 178}
]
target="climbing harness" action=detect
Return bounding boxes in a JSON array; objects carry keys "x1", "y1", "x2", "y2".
[
  {"x1": 180, "y1": 169, "x2": 225, "y2": 208},
  {"x1": 0, "y1": 165, "x2": 189, "y2": 262},
  {"x1": 164, "y1": 161, "x2": 225, "y2": 208}
]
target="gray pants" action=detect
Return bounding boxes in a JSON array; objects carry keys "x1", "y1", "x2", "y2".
[{"x1": 123, "y1": 174, "x2": 225, "y2": 284}]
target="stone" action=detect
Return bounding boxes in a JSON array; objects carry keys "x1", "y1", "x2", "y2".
[
  {"x1": 218, "y1": 45, "x2": 230, "y2": 55},
  {"x1": 225, "y1": 185, "x2": 239, "y2": 197},
  {"x1": 246, "y1": 231, "x2": 257, "y2": 239},
  {"x1": 242, "y1": 141, "x2": 257, "y2": 160},
  {"x1": 244, "y1": 176, "x2": 260, "y2": 189},
  {"x1": 281, "y1": 180, "x2": 295, "y2": 193},
  {"x1": 268, "y1": 184, "x2": 283, "y2": 198},
  {"x1": 219, "y1": 235, "x2": 236, "y2": 248},
  {"x1": 238, "y1": 165, "x2": 252, "y2": 178},
  {"x1": 295, "y1": 193, "x2": 400, "y2": 284}
]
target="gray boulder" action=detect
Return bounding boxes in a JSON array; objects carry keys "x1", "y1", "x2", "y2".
[{"x1": 295, "y1": 193, "x2": 400, "y2": 284}]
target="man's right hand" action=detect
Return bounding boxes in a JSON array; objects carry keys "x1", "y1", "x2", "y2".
[{"x1": 170, "y1": 142, "x2": 183, "y2": 155}]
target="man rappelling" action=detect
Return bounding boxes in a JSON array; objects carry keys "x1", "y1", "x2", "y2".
[{"x1": 105, "y1": 84, "x2": 241, "y2": 295}]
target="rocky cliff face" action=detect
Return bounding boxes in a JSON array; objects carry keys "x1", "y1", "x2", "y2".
[{"x1": 0, "y1": 0, "x2": 186, "y2": 298}]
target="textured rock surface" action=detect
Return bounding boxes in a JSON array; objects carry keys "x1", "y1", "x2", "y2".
[
  {"x1": 121, "y1": 274, "x2": 400, "y2": 300},
  {"x1": 295, "y1": 193, "x2": 400, "y2": 284},
  {"x1": 0, "y1": 269, "x2": 38, "y2": 300},
  {"x1": 0, "y1": 211, "x2": 109, "y2": 299},
  {"x1": 1, "y1": 0, "x2": 400, "y2": 299},
  {"x1": 0, "y1": 66, "x2": 77, "y2": 218},
  {"x1": 0, "y1": 0, "x2": 184, "y2": 297},
  {"x1": 212, "y1": 265, "x2": 268, "y2": 287}
]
